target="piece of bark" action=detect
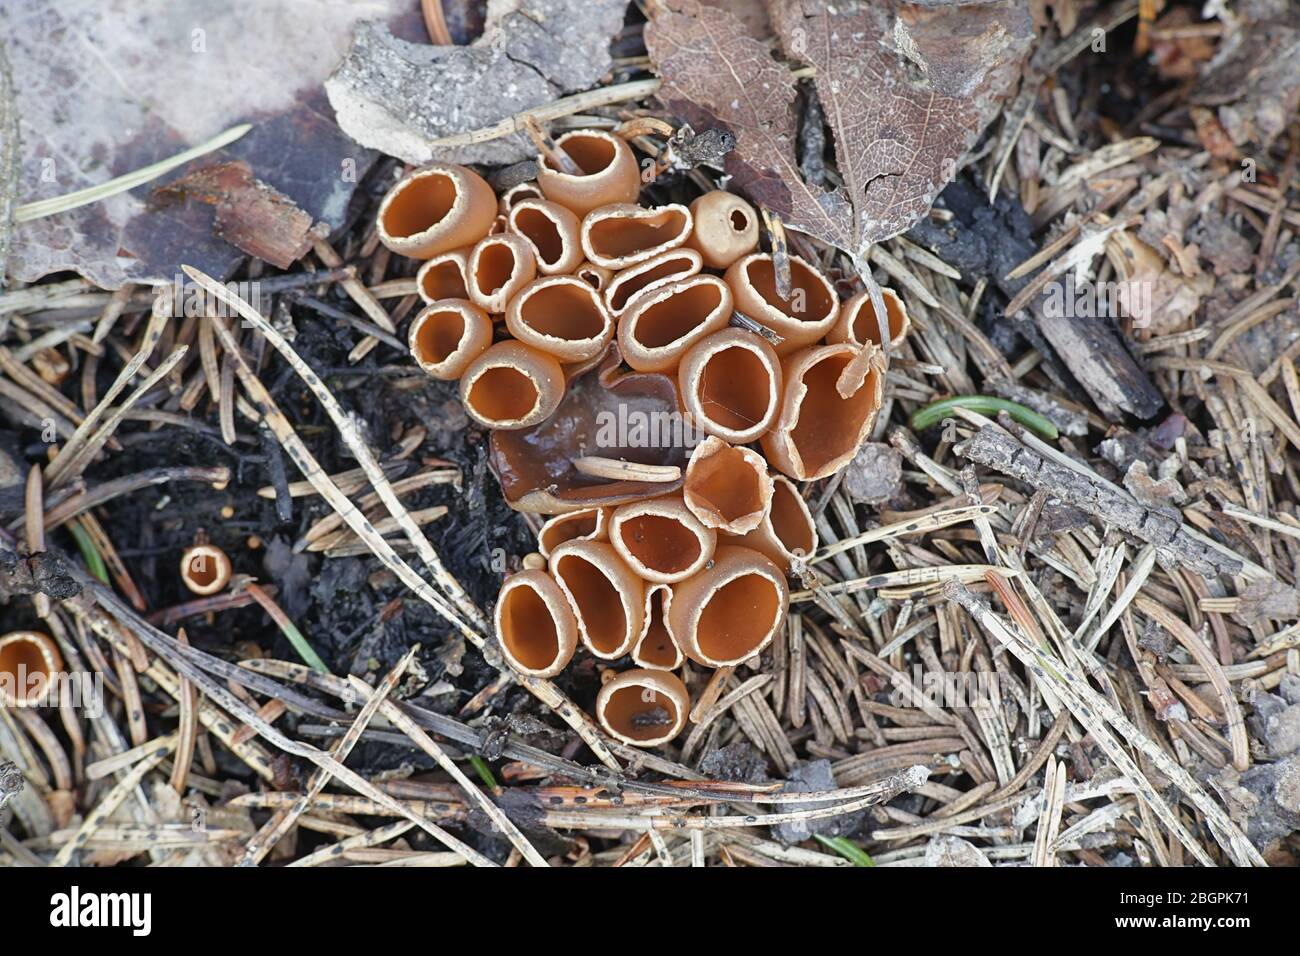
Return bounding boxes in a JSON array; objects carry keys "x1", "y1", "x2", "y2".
[
  {"x1": 325, "y1": 1, "x2": 628, "y2": 167},
  {"x1": 1034, "y1": 305, "x2": 1165, "y2": 421},
  {"x1": 955, "y1": 426, "x2": 1240, "y2": 577},
  {"x1": 154, "y1": 162, "x2": 319, "y2": 269}
]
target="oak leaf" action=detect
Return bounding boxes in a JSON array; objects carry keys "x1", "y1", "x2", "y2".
[{"x1": 646, "y1": 0, "x2": 1035, "y2": 258}]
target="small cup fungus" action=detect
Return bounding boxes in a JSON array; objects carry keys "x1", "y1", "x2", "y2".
[{"x1": 376, "y1": 135, "x2": 912, "y2": 748}]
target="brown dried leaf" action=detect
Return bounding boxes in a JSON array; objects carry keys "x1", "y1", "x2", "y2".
[
  {"x1": 646, "y1": 0, "x2": 1034, "y2": 256},
  {"x1": 646, "y1": 0, "x2": 854, "y2": 250},
  {"x1": 1, "y1": 0, "x2": 415, "y2": 288}
]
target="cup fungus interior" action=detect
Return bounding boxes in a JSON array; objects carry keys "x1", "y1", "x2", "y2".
[
  {"x1": 547, "y1": 134, "x2": 616, "y2": 175},
  {"x1": 696, "y1": 573, "x2": 781, "y2": 663},
  {"x1": 745, "y1": 258, "x2": 835, "y2": 322},
  {"x1": 475, "y1": 242, "x2": 521, "y2": 297},
  {"x1": 696, "y1": 345, "x2": 772, "y2": 432},
  {"x1": 498, "y1": 583, "x2": 561, "y2": 671},
  {"x1": 729, "y1": 208, "x2": 751, "y2": 232},
  {"x1": 850, "y1": 292, "x2": 907, "y2": 346},
  {"x1": 633, "y1": 283, "x2": 723, "y2": 349},
  {"x1": 540, "y1": 511, "x2": 601, "y2": 554},
  {"x1": 0, "y1": 638, "x2": 52, "y2": 694},
  {"x1": 637, "y1": 591, "x2": 678, "y2": 668},
  {"x1": 589, "y1": 210, "x2": 689, "y2": 259},
  {"x1": 618, "y1": 513, "x2": 701, "y2": 575},
  {"x1": 468, "y1": 366, "x2": 540, "y2": 422},
  {"x1": 610, "y1": 254, "x2": 695, "y2": 312},
  {"x1": 520, "y1": 283, "x2": 605, "y2": 341},
  {"x1": 603, "y1": 681, "x2": 679, "y2": 741},
  {"x1": 413, "y1": 309, "x2": 467, "y2": 366},
  {"x1": 554, "y1": 552, "x2": 627, "y2": 655},
  {"x1": 769, "y1": 481, "x2": 815, "y2": 557},
  {"x1": 688, "y1": 445, "x2": 765, "y2": 524},
  {"x1": 419, "y1": 259, "x2": 468, "y2": 300},
  {"x1": 383, "y1": 173, "x2": 457, "y2": 239},
  {"x1": 186, "y1": 551, "x2": 224, "y2": 589},
  {"x1": 513, "y1": 208, "x2": 566, "y2": 268},
  {"x1": 790, "y1": 353, "x2": 881, "y2": 476}
]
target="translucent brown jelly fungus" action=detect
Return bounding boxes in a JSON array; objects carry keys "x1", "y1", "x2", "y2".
[
  {"x1": 695, "y1": 345, "x2": 773, "y2": 433},
  {"x1": 628, "y1": 280, "x2": 725, "y2": 349},
  {"x1": 498, "y1": 580, "x2": 564, "y2": 672},
  {"x1": 547, "y1": 133, "x2": 617, "y2": 175},
  {"x1": 552, "y1": 550, "x2": 630, "y2": 656},
  {"x1": 744, "y1": 257, "x2": 836, "y2": 324},
  {"x1": 418, "y1": 256, "x2": 468, "y2": 301},
  {"x1": 382, "y1": 173, "x2": 457, "y2": 239},
  {"x1": 412, "y1": 309, "x2": 466, "y2": 367},
  {"x1": 607, "y1": 251, "x2": 699, "y2": 313},
  {"x1": 467, "y1": 366, "x2": 540, "y2": 422},
  {"x1": 586, "y1": 208, "x2": 690, "y2": 261},
  {"x1": 768, "y1": 478, "x2": 816, "y2": 557},
  {"x1": 614, "y1": 507, "x2": 706, "y2": 580},
  {"x1": 636, "y1": 589, "x2": 680, "y2": 669},
  {"x1": 696, "y1": 572, "x2": 781, "y2": 663},
  {"x1": 512, "y1": 206, "x2": 569, "y2": 269},
  {"x1": 685, "y1": 440, "x2": 769, "y2": 531},
  {"x1": 599, "y1": 674, "x2": 685, "y2": 743},
  {"x1": 786, "y1": 351, "x2": 880, "y2": 477},
  {"x1": 489, "y1": 346, "x2": 690, "y2": 512},
  {"x1": 515, "y1": 281, "x2": 606, "y2": 343}
]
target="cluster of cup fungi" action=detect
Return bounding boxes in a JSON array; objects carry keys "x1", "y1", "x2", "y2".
[
  {"x1": 376, "y1": 127, "x2": 910, "y2": 748},
  {"x1": 0, "y1": 545, "x2": 231, "y2": 709}
]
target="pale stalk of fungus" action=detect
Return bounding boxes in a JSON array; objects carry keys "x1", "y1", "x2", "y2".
[
  {"x1": 180, "y1": 543, "x2": 233, "y2": 595},
  {"x1": 682, "y1": 436, "x2": 774, "y2": 535},
  {"x1": 408, "y1": 299, "x2": 493, "y2": 380},
  {"x1": 538, "y1": 507, "x2": 609, "y2": 559},
  {"x1": 608, "y1": 495, "x2": 716, "y2": 584},
  {"x1": 580, "y1": 203, "x2": 693, "y2": 270},
  {"x1": 669, "y1": 545, "x2": 788, "y2": 667},
  {"x1": 678, "y1": 327, "x2": 783, "y2": 444},
  {"x1": 595, "y1": 668, "x2": 689, "y2": 747},
  {"x1": 686, "y1": 191, "x2": 759, "y2": 268},
  {"x1": 498, "y1": 181, "x2": 543, "y2": 215},
  {"x1": 548, "y1": 539, "x2": 645, "y2": 660},
  {"x1": 0, "y1": 631, "x2": 64, "y2": 707},
  {"x1": 494, "y1": 570, "x2": 578, "y2": 678},
  {"x1": 376, "y1": 163, "x2": 497, "y2": 259},
  {"x1": 575, "y1": 262, "x2": 613, "y2": 292},
  {"x1": 536, "y1": 130, "x2": 641, "y2": 217},
  {"x1": 507, "y1": 198, "x2": 583, "y2": 275},
  {"x1": 761, "y1": 343, "x2": 886, "y2": 481},
  {"x1": 829, "y1": 287, "x2": 910, "y2": 352},
  {"x1": 725, "y1": 253, "x2": 839, "y2": 355},
  {"x1": 605, "y1": 248, "x2": 701, "y2": 316},
  {"x1": 631, "y1": 585, "x2": 684, "y2": 671},
  {"x1": 617, "y1": 275, "x2": 733, "y2": 373},
  {"x1": 459, "y1": 341, "x2": 565, "y2": 430},
  {"x1": 732, "y1": 474, "x2": 818, "y2": 573},
  {"x1": 504, "y1": 275, "x2": 614, "y2": 363},
  {"x1": 466, "y1": 233, "x2": 537, "y2": 314},
  {"x1": 415, "y1": 248, "x2": 471, "y2": 304}
]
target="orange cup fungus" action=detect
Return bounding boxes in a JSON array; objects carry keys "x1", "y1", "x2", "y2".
[{"x1": 377, "y1": 142, "x2": 908, "y2": 747}]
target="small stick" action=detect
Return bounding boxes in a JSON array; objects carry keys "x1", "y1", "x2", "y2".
[
  {"x1": 573, "y1": 457, "x2": 680, "y2": 482},
  {"x1": 524, "y1": 115, "x2": 581, "y2": 175}
]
